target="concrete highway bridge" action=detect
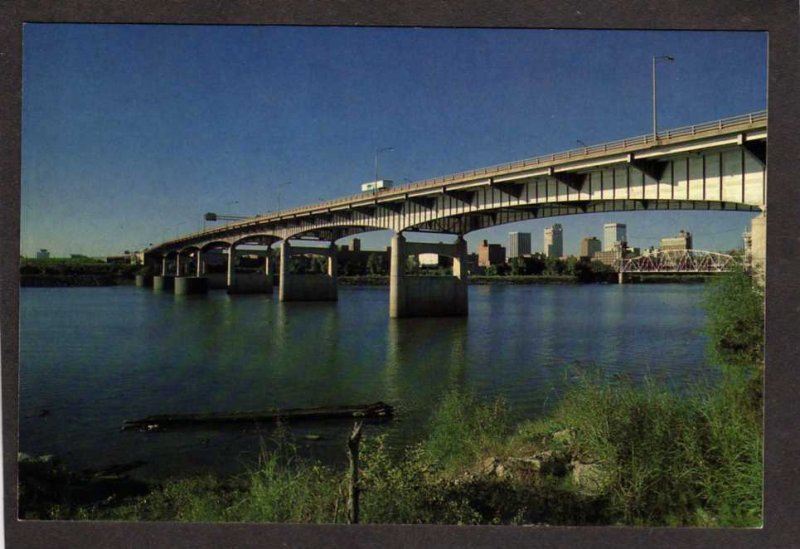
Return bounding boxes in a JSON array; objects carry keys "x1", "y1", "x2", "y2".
[{"x1": 142, "y1": 111, "x2": 767, "y2": 317}]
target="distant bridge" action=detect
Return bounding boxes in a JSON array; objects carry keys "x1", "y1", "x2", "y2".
[
  {"x1": 141, "y1": 111, "x2": 767, "y2": 317},
  {"x1": 618, "y1": 249, "x2": 738, "y2": 274}
]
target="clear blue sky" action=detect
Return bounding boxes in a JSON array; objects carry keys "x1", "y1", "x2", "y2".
[{"x1": 21, "y1": 25, "x2": 766, "y2": 257}]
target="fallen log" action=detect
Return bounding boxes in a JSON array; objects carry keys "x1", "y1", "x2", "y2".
[{"x1": 122, "y1": 401, "x2": 393, "y2": 432}]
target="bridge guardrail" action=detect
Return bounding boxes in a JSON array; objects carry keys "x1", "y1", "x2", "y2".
[{"x1": 158, "y1": 110, "x2": 766, "y2": 248}]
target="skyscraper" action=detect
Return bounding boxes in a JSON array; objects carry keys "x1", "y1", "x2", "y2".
[
  {"x1": 603, "y1": 223, "x2": 627, "y2": 251},
  {"x1": 543, "y1": 224, "x2": 563, "y2": 258},
  {"x1": 580, "y1": 236, "x2": 602, "y2": 258},
  {"x1": 507, "y1": 231, "x2": 531, "y2": 259}
]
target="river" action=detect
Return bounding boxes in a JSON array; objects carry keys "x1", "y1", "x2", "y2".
[{"x1": 19, "y1": 283, "x2": 711, "y2": 479}]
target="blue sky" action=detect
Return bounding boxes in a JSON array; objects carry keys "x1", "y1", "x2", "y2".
[{"x1": 21, "y1": 25, "x2": 767, "y2": 257}]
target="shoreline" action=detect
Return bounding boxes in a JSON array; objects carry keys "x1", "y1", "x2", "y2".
[{"x1": 21, "y1": 274, "x2": 713, "y2": 288}]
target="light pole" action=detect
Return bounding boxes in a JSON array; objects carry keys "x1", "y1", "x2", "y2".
[
  {"x1": 652, "y1": 55, "x2": 674, "y2": 140},
  {"x1": 374, "y1": 147, "x2": 394, "y2": 186}
]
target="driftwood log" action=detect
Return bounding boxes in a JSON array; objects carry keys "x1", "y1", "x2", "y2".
[{"x1": 122, "y1": 402, "x2": 392, "y2": 432}]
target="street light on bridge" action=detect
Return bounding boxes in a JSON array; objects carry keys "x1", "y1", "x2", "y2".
[{"x1": 652, "y1": 55, "x2": 675, "y2": 140}]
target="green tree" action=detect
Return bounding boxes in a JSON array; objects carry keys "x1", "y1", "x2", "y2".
[
  {"x1": 367, "y1": 253, "x2": 387, "y2": 275},
  {"x1": 406, "y1": 254, "x2": 420, "y2": 275},
  {"x1": 527, "y1": 253, "x2": 546, "y2": 275},
  {"x1": 509, "y1": 257, "x2": 527, "y2": 276},
  {"x1": 544, "y1": 256, "x2": 565, "y2": 275}
]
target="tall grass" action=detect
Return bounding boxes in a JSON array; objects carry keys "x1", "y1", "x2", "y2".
[
  {"x1": 423, "y1": 390, "x2": 510, "y2": 475},
  {"x1": 544, "y1": 369, "x2": 761, "y2": 526}
]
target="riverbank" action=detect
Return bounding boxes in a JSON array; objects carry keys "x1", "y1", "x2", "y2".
[
  {"x1": 19, "y1": 270, "x2": 762, "y2": 525},
  {"x1": 21, "y1": 370, "x2": 761, "y2": 525},
  {"x1": 20, "y1": 259, "x2": 138, "y2": 287},
  {"x1": 338, "y1": 274, "x2": 712, "y2": 285}
]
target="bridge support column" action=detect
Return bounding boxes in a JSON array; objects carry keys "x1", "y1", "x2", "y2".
[
  {"x1": 618, "y1": 272, "x2": 625, "y2": 285},
  {"x1": 389, "y1": 234, "x2": 406, "y2": 318},
  {"x1": 176, "y1": 253, "x2": 183, "y2": 277},
  {"x1": 196, "y1": 250, "x2": 203, "y2": 277},
  {"x1": 227, "y1": 245, "x2": 237, "y2": 288},
  {"x1": 279, "y1": 241, "x2": 338, "y2": 302},
  {"x1": 750, "y1": 211, "x2": 766, "y2": 285},
  {"x1": 153, "y1": 275, "x2": 175, "y2": 292},
  {"x1": 327, "y1": 242, "x2": 338, "y2": 284},
  {"x1": 161, "y1": 256, "x2": 167, "y2": 276},
  {"x1": 389, "y1": 233, "x2": 468, "y2": 318},
  {"x1": 278, "y1": 241, "x2": 290, "y2": 301},
  {"x1": 135, "y1": 274, "x2": 153, "y2": 287}
]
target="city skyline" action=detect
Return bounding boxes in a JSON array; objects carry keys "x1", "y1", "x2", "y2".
[{"x1": 21, "y1": 26, "x2": 766, "y2": 257}]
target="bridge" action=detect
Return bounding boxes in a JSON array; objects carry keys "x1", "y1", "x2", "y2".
[
  {"x1": 618, "y1": 249, "x2": 738, "y2": 282},
  {"x1": 142, "y1": 111, "x2": 767, "y2": 317}
]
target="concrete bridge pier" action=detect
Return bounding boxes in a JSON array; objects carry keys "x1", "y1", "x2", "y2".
[
  {"x1": 389, "y1": 234, "x2": 468, "y2": 318},
  {"x1": 175, "y1": 276, "x2": 209, "y2": 295},
  {"x1": 278, "y1": 241, "x2": 338, "y2": 302},
  {"x1": 195, "y1": 250, "x2": 204, "y2": 276},
  {"x1": 153, "y1": 275, "x2": 175, "y2": 292},
  {"x1": 226, "y1": 245, "x2": 274, "y2": 294}
]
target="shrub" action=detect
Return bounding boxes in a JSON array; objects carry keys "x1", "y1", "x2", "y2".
[
  {"x1": 546, "y1": 367, "x2": 761, "y2": 526},
  {"x1": 423, "y1": 390, "x2": 510, "y2": 475}
]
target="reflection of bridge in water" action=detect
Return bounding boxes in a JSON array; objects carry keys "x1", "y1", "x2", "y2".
[
  {"x1": 618, "y1": 250, "x2": 738, "y2": 278},
  {"x1": 141, "y1": 111, "x2": 767, "y2": 317}
]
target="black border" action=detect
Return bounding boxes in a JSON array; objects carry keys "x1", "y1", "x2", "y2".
[{"x1": 2, "y1": 1, "x2": 798, "y2": 547}]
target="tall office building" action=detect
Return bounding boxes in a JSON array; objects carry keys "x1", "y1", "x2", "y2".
[
  {"x1": 580, "y1": 236, "x2": 602, "y2": 258},
  {"x1": 543, "y1": 224, "x2": 563, "y2": 258},
  {"x1": 507, "y1": 231, "x2": 531, "y2": 259},
  {"x1": 478, "y1": 240, "x2": 506, "y2": 267},
  {"x1": 603, "y1": 223, "x2": 627, "y2": 251},
  {"x1": 660, "y1": 230, "x2": 693, "y2": 251}
]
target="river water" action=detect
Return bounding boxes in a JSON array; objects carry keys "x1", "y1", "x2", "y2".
[{"x1": 19, "y1": 283, "x2": 711, "y2": 479}]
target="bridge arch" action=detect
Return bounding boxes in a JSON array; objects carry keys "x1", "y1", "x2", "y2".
[
  {"x1": 283, "y1": 223, "x2": 389, "y2": 243},
  {"x1": 230, "y1": 234, "x2": 282, "y2": 248},
  {"x1": 200, "y1": 240, "x2": 234, "y2": 252}
]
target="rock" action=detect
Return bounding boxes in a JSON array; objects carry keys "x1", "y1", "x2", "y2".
[
  {"x1": 570, "y1": 460, "x2": 607, "y2": 495},
  {"x1": 551, "y1": 429, "x2": 573, "y2": 445},
  {"x1": 482, "y1": 457, "x2": 499, "y2": 475},
  {"x1": 508, "y1": 456, "x2": 542, "y2": 472},
  {"x1": 495, "y1": 463, "x2": 506, "y2": 478}
]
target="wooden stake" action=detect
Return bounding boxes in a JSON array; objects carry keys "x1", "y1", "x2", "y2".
[{"x1": 347, "y1": 420, "x2": 364, "y2": 524}]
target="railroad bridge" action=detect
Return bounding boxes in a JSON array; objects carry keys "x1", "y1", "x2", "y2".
[{"x1": 142, "y1": 111, "x2": 767, "y2": 317}]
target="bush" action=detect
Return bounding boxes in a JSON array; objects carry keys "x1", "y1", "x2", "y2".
[
  {"x1": 703, "y1": 267, "x2": 764, "y2": 411},
  {"x1": 423, "y1": 390, "x2": 510, "y2": 475},
  {"x1": 545, "y1": 367, "x2": 761, "y2": 526}
]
